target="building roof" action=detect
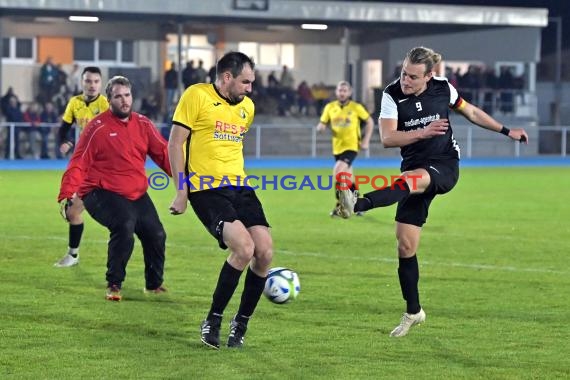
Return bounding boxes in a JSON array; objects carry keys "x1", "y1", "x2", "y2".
[{"x1": 0, "y1": 0, "x2": 548, "y2": 27}]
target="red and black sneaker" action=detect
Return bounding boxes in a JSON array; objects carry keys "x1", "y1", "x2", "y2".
[{"x1": 105, "y1": 284, "x2": 122, "y2": 301}]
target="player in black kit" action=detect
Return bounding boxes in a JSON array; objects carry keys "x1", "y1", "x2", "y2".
[{"x1": 338, "y1": 46, "x2": 529, "y2": 337}]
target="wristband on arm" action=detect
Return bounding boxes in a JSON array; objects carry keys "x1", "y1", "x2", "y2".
[{"x1": 499, "y1": 126, "x2": 510, "y2": 136}]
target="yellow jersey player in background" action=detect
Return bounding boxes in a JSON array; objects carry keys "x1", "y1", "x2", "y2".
[
  {"x1": 54, "y1": 66, "x2": 109, "y2": 267},
  {"x1": 168, "y1": 51, "x2": 273, "y2": 350},
  {"x1": 316, "y1": 81, "x2": 374, "y2": 217}
]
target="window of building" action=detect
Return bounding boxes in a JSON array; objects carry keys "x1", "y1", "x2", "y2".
[
  {"x1": 189, "y1": 35, "x2": 209, "y2": 48},
  {"x1": 166, "y1": 34, "x2": 214, "y2": 72},
  {"x1": 2, "y1": 37, "x2": 36, "y2": 62},
  {"x1": 15, "y1": 39, "x2": 33, "y2": 59},
  {"x1": 121, "y1": 40, "x2": 134, "y2": 62},
  {"x1": 2, "y1": 38, "x2": 10, "y2": 58},
  {"x1": 74, "y1": 38, "x2": 95, "y2": 61},
  {"x1": 99, "y1": 40, "x2": 117, "y2": 61},
  {"x1": 238, "y1": 42, "x2": 295, "y2": 69},
  {"x1": 259, "y1": 44, "x2": 279, "y2": 66},
  {"x1": 74, "y1": 38, "x2": 134, "y2": 65}
]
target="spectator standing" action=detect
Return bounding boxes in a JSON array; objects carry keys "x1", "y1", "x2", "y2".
[
  {"x1": 164, "y1": 62, "x2": 179, "y2": 116},
  {"x1": 297, "y1": 81, "x2": 313, "y2": 116},
  {"x1": 208, "y1": 65, "x2": 216, "y2": 83},
  {"x1": 23, "y1": 102, "x2": 42, "y2": 159},
  {"x1": 40, "y1": 101, "x2": 61, "y2": 158},
  {"x1": 194, "y1": 60, "x2": 208, "y2": 83},
  {"x1": 3, "y1": 96, "x2": 24, "y2": 159},
  {"x1": 182, "y1": 61, "x2": 196, "y2": 89},
  {"x1": 1, "y1": 87, "x2": 19, "y2": 116},
  {"x1": 39, "y1": 57, "x2": 58, "y2": 102}
]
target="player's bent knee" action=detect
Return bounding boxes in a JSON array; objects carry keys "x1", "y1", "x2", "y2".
[
  {"x1": 251, "y1": 249, "x2": 273, "y2": 274},
  {"x1": 147, "y1": 228, "x2": 166, "y2": 245},
  {"x1": 397, "y1": 239, "x2": 416, "y2": 258},
  {"x1": 254, "y1": 246, "x2": 273, "y2": 266},
  {"x1": 229, "y1": 238, "x2": 255, "y2": 263},
  {"x1": 66, "y1": 202, "x2": 85, "y2": 221},
  {"x1": 66, "y1": 212, "x2": 84, "y2": 224},
  {"x1": 110, "y1": 219, "x2": 136, "y2": 237}
]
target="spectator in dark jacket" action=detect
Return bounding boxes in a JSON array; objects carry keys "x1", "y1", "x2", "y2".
[
  {"x1": 3, "y1": 96, "x2": 24, "y2": 159},
  {"x1": 40, "y1": 101, "x2": 61, "y2": 158},
  {"x1": 164, "y1": 62, "x2": 179, "y2": 115},
  {"x1": 23, "y1": 102, "x2": 42, "y2": 159}
]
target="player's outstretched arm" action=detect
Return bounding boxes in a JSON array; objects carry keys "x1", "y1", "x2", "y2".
[{"x1": 456, "y1": 101, "x2": 529, "y2": 143}]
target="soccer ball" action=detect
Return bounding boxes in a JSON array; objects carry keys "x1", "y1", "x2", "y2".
[{"x1": 263, "y1": 267, "x2": 301, "y2": 304}]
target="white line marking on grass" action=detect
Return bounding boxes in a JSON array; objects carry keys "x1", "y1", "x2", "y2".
[
  {"x1": 275, "y1": 249, "x2": 568, "y2": 275},
  {"x1": 3, "y1": 234, "x2": 566, "y2": 275}
]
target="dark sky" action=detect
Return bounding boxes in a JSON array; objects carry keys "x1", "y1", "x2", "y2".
[{"x1": 338, "y1": 0, "x2": 570, "y2": 54}]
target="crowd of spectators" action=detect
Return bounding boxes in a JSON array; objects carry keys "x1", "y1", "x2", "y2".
[
  {"x1": 0, "y1": 56, "x2": 82, "y2": 159},
  {"x1": 443, "y1": 65, "x2": 526, "y2": 115},
  {"x1": 248, "y1": 66, "x2": 336, "y2": 117},
  {"x1": 1, "y1": 86, "x2": 64, "y2": 160},
  {"x1": 160, "y1": 61, "x2": 337, "y2": 119},
  {"x1": 1, "y1": 59, "x2": 528, "y2": 160}
]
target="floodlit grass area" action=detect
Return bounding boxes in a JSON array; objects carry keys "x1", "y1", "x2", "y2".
[{"x1": 0, "y1": 167, "x2": 569, "y2": 379}]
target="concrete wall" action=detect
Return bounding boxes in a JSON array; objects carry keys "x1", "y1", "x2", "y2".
[
  {"x1": 361, "y1": 27, "x2": 542, "y2": 87},
  {"x1": 1, "y1": 64, "x2": 38, "y2": 104},
  {"x1": 536, "y1": 81, "x2": 570, "y2": 125},
  {"x1": 0, "y1": 17, "x2": 164, "y2": 40},
  {"x1": 295, "y1": 44, "x2": 360, "y2": 86}
]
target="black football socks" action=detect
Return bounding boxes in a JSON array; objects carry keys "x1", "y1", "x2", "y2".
[
  {"x1": 68, "y1": 223, "x2": 84, "y2": 257},
  {"x1": 398, "y1": 255, "x2": 421, "y2": 315},
  {"x1": 208, "y1": 261, "x2": 243, "y2": 321},
  {"x1": 236, "y1": 267, "x2": 267, "y2": 324}
]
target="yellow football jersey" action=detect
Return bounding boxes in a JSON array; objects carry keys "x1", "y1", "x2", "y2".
[
  {"x1": 173, "y1": 83, "x2": 255, "y2": 192},
  {"x1": 62, "y1": 94, "x2": 109, "y2": 131},
  {"x1": 320, "y1": 100, "x2": 370, "y2": 155}
]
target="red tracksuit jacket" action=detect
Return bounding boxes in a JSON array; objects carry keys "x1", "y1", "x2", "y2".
[{"x1": 58, "y1": 109, "x2": 172, "y2": 202}]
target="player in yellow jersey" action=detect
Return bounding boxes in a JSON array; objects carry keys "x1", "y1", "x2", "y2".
[
  {"x1": 316, "y1": 81, "x2": 374, "y2": 217},
  {"x1": 54, "y1": 66, "x2": 109, "y2": 267},
  {"x1": 169, "y1": 52, "x2": 273, "y2": 350}
]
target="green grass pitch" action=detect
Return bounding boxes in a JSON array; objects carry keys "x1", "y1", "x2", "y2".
[{"x1": 0, "y1": 167, "x2": 569, "y2": 379}]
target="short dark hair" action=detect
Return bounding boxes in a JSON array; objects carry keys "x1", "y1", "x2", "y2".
[
  {"x1": 105, "y1": 76, "x2": 131, "y2": 99},
  {"x1": 216, "y1": 52, "x2": 255, "y2": 79},
  {"x1": 81, "y1": 66, "x2": 102, "y2": 77}
]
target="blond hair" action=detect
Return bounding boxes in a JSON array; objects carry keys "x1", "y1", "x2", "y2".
[
  {"x1": 337, "y1": 80, "x2": 352, "y2": 90},
  {"x1": 405, "y1": 47, "x2": 442, "y2": 74}
]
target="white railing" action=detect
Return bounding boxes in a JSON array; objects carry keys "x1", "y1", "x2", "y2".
[
  {"x1": 243, "y1": 123, "x2": 567, "y2": 159},
  {"x1": 458, "y1": 88, "x2": 537, "y2": 119},
  {"x1": 1, "y1": 122, "x2": 568, "y2": 160},
  {"x1": 0, "y1": 122, "x2": 76, "y2": 160}
]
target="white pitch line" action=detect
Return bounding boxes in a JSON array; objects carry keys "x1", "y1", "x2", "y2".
[
  {"x1": 275, "y1": 249, "x2": 567, "y2": 275},
  {"x1": 2, "y1": 234, "x2": 566, "y2": 275}
]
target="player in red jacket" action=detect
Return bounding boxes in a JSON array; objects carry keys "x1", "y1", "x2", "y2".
[{"x1": 58, "y1": 75, "x2": 172, "y2": 301}]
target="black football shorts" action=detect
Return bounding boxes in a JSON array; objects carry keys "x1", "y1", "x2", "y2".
[
  {"x1": 395, "y1": 158, "x2": 459, "y2": 227},
  {"x1": 188, "y1": 186, "x2": 270, "y2": 249}
]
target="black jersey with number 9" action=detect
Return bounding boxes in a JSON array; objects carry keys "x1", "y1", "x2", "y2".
[{"x1": 380, "y1": 77, "x2": 462, "y2": 171}]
